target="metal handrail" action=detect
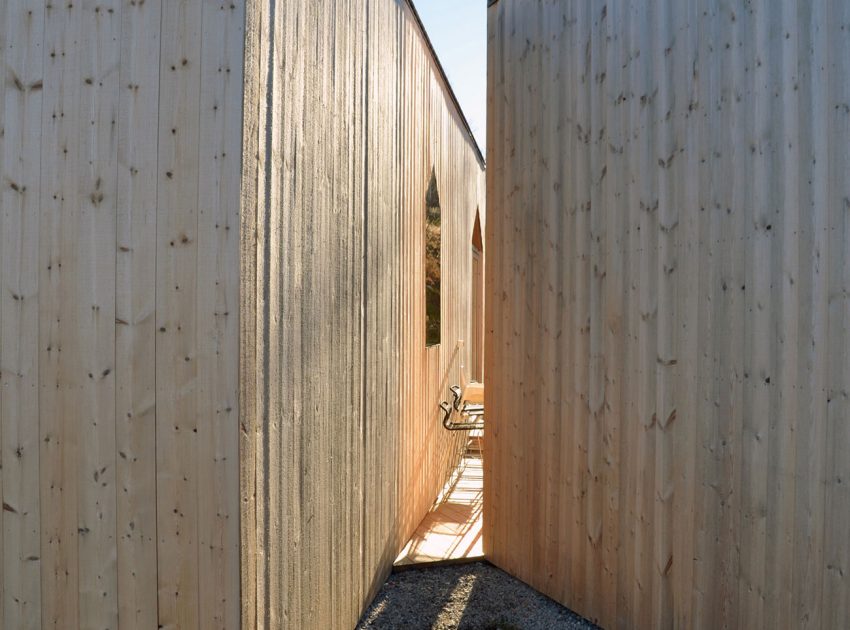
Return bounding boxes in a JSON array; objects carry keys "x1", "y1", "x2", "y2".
[{"x1": 440, "y1": 400, "x2": 484, "y2": 431}]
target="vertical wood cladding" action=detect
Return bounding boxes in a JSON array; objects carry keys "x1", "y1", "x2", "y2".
[
  {"x1": 1, "y1": 0, "x2": 483, "y2": 627},
  {"x1": 0, "y1": 0, "x2": 244, "y2": 628},
  {"x1": 240, "y1": 1, "x2": 486, "y2": 628},
  {"x1": 486, "y1": 1, "x2": 850, "y2": 628}
]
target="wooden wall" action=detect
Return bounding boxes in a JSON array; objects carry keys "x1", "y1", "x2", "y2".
[
  {"x1": 485, "y1": 1, "x2": 850, "y2": 628},
  {"x1": 240, "y1": 1, "x2": 485, "y2": 629},
  {"x1": 0, "y1": 1, "x2": 244, "y2": 628}
]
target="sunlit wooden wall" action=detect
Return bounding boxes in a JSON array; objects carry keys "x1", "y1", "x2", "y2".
[
  {"x1": 485, "y1": 0, "x2": 850, "y2": 628},
  {"x1": 0, "y1": 1, "x2": 244, "y2": 629},
  {"x1": 240, "y1": 1, "x2": 486, "y2": 628}
]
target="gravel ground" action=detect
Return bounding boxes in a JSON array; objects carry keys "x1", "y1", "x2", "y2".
[{"x1": 357, "y1": 561, "x2": 599, "y2": 630}]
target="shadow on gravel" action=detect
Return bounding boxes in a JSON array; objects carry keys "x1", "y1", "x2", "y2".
[{"x1": 357, "y1": 561, "x2": 599, "y2": 630}]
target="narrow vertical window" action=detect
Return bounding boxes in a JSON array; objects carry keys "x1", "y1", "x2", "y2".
[
  {"x1": 425, "y1": 167, "x2": 441, "y2": 346},
  {"x1": 470, "y1": 209, "x2": 484, "y2": 380}
]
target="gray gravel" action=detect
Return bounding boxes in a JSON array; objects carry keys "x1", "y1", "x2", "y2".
[{"x1": 357, "y1": 561, "x2": 599, "y2": 630}]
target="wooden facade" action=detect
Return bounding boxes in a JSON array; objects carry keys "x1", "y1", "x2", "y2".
[
  {"x1": 240, "y1": 1, "x2": 485, "y2": 629},
  {"x1": 0, "y1": 1, "x2": 244, "y2": 628},
  {"x1": 1, "y1": 0, "x2": 483, "y2": 628},
  {"x1": 485, "y1": 1, "x2": 850, "y2": 629}
]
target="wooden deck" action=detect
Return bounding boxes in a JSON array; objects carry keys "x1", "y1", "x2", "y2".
[{"x1": 395, "y1": 447, "x2": 484, "y2": 567}]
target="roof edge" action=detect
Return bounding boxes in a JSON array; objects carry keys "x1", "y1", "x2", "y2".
[{"x1": 404, "y1": 0, "x2": 486, "y2": 169}]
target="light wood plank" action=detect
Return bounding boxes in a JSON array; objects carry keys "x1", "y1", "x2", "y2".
[
  {"x1": 196, "y1": 1, "x2": 243, "y2": 628},
  {"x1": 155, "y1": 0, "x2": 203, "y2": 627},
  {"x1": 75, "y1": 2, "x2": 121, "y2": 626},
  {"x1": 1, "y1": 1, "x2": 44, "y2": 627},
  {"x1": 0, "y1": 3, "x2": 5, "y2": 620},
  {"x1": 821, "y1": 0, "x2": 850, "y2": 625},
  {"x1": 115, "y1": 0, "x2": 162, "y2": 626},
  {"x1": 39, "y1": 1, "x2": 84, "y2": 625}
]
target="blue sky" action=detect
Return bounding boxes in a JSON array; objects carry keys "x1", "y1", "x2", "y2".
[{"x1": 414, "y1": 0, "x2": 487, "y2": 153}]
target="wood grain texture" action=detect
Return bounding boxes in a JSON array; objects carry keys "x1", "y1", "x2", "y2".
[
  {"x1": 1, "y1": 2, "x2": 44, "y2": 628},
  {"x1": 115, "y1": 0, "x2": 162, "y2": 626},
  {"x1": 0, "y1": 0, "x2": 244, "y2": 627},
  {"x1": 240, "y1": 1, "x2": 485, "y2": 628},
  {"x1": 485, "y1": 1, "x2": 850, "y2": 629}
]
